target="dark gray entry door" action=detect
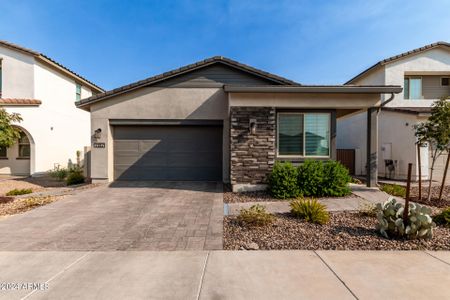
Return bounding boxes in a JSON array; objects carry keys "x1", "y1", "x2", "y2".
[{"x1": 113, "y1": 125, "x2": 223, "y2": 181}]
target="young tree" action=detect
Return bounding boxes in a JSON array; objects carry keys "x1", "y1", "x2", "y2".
[
  {"x1": 414, "y1": 97, "x2": 450, "y2": 201},
  {"x1": 0, "y1": 108, "x2": 23, "y2": 149}
]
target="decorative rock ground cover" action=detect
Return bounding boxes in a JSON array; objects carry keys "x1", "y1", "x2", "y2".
[
  {"x1": 224, "y1": 212, "x2": 450, "y2": 250},
  {"x1": 410, "y1": 185, "x2": 449, "y2": 208},
  {"x1": 224, "y1": 189, "x2": 357, "y2": 204}
]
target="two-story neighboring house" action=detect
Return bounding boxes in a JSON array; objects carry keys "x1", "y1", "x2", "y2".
[
  {"x1": 337, "y1": 42, "x2": 450, "y2": 183},
  {"x1": 0, "y1": 40, "x2": 103, "y2": 175}
]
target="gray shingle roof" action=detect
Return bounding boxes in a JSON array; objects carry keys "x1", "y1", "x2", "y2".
[
  {"x1": 76, "y1": 56, "x2": 299, "y2": 108},
  {"x1": 0, "y1": 40, "x2": 104, "y2": 92},
  {"x1": 346, "y1": 41, "x2": 450, "y2": 84}
]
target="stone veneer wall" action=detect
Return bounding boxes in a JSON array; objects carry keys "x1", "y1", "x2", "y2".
[{"x1": 230, "y1": 106, "x2": 276, "y2": 185}]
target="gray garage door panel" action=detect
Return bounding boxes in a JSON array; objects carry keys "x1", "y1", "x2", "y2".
[{"x1": 113, "y1": 125, "x2": 223, "y2": 181}]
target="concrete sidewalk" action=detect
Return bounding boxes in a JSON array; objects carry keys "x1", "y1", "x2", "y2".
[{"x1": 1, "y1": 250, "x2": 449, "y2": 300}]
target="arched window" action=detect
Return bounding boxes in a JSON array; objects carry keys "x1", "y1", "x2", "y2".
[{"x1": 18, "y1": 131, "x2": 30, "y2": 159}]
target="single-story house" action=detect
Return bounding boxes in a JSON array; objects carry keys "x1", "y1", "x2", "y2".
[{"x1": 76, "y1": 57, "x2": 401, "y2": 191}]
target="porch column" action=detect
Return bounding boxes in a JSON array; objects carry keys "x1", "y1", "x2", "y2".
[{"x1": 366, "y1": 107, "x2": 378, "y2": 187}]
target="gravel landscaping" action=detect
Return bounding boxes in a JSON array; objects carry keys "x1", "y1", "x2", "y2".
[
  {"x1": 0, "y1": 176, "x2": 67, "y2": 196},
  {"x1": 0, "y1": 195, "x2": 61, "y2": 217},
  {"x1": 224, "y1": 189, "x2": 357, "y2": 204},
  {"x1": 224, "y1": 212, "x2": 450, "y2": 250},
  {"x1": 410, "y1": 185, "x2": 449, "y2": 208}
]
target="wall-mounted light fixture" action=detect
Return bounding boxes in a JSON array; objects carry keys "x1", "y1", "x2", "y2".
[
  {"x1": 249, "y1": 119, "x2": 257, "y2": 135},
  {"x1": 93, "y1": 128, "x2": 102, "y2": 140}
]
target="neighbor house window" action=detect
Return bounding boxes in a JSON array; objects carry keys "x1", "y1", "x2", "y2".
[
  {"x1": 0, "y1": 147, "x2": 6, "y2": 159},
  {"x1": 76, "y1": 84, "x2": 82, "y2": 101},
  {"x1": 441, "y1": 77, "x2": 449, "y2": 86},
  {"x1": 277, "y1": 113, "x2": 330, "y2": 157},
  {"x1": 404, "y1": 77, "x2": 422, "y2": 99},
  {"x1": 18, "y1": 132, "x2": 30, "y2": 159}
]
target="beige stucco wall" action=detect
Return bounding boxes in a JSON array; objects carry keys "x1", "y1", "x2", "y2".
[
  {"x1": 89, "y1": 87, "x2": 229, "y2": 182},
  {"x1": 385, "y1": 48, "x2": 450, "y2": 107},
  {"x1": 0, "y1": 46, "x2": 35, "y2": 99}
]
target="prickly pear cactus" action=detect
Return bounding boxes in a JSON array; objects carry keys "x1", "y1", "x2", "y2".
[{"x1": 375, "y1": 197, "x2": 436, "y2": 239}]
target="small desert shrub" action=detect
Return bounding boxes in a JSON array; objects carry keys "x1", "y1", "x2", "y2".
[
  {"x1": 24, "y1": 197, "x2": 53, "y2": 208},
  {"x1": 290, "y1": 198, "x2": 329, "y2": 225},
  {"x1": 237, "y1": 204, "x2": 274, "y2": 227},
  {"x1": 358, "y1": 202, "x2": 377, "y2": 217},
  {"x1": 380, "y1": 184, "x2": 406, "y2": 198},
  {"x1": 268, "y1": 161, "x2": 300, "y2": 199},
  {"x1": 434, "y1": 207, "x2": 450, "y2": 227},
  {"x1": 48, "y1": 166, "x2": 68, "y2": 180},
  {"x1": 6, "y1": 188, "x2": 33, "y2": 196},
  {"x1": 66, "y1": 170, "x2": 85, "y2": 186},
  {"x1": 376, "y1": 197, "x2": 435, "y2": 239}
]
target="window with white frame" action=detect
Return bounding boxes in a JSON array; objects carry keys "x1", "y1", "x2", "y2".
[
  {"x1": 404, "y1": 76, "x2": 422, "y2": 99},
  {"x1": 76, "y1": 84, "x2": 82, "y2": 101},
  {"x1": 277, "y1": 112, "x2": 330, "y2": 157}
]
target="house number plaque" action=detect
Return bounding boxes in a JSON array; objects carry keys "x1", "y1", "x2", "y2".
[{"x1": 93, "y1": 142, "x2": 106, "y2": 148}]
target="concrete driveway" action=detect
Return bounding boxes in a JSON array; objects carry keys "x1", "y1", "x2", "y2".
[{"x1": 0, "y1": 181, "x2": 223, "y2": 251}]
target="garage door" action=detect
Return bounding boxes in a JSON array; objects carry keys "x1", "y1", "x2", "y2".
[{"x1": 113, "y1": 125, "x2": 223, "y2": 181}]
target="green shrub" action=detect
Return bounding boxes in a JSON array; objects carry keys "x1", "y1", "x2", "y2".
[
  {"x1": 376, "y1": 197, "x2": 435, "y2": 239},
  {"x1": 66, "y1": 170, "x2": 85, "y2": 186},
  {"x1": 290, "y1": 198, "x2": 329, "y2": 225},
  {"x1": 268, "y1": 161, "x2": 300, "y2": 199},
  {"x1": 297, "y1": 160, "x2": 351, "y2": 197},
  {"x1": 48, "y1": 166, "x2": 68, "y2": 180},
  {"x1": 237, "y1": 204, "x2": 274, "y2": 227},
  {"x1": 380, "y1": 184, "x2": 406, "y2": 198},
  {"x1": 297, "y1": 160, "x2": 324, "y2": 196},
  {"x1": 434, "y1": 207, "x2": 450, "y2": 227},
  {"x1": 321, "y1": 160, "x2": 352, "y2": 197},
  {"x1": 6, "y1": 188, "x2": 33, "y2": 196}
]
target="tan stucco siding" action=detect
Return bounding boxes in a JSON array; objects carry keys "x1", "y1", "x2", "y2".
[
  {"x1": 89, "y1": 87, "x2": 230, "y2": 182},
  {"x1": 228, "y1": 92, "x2": 381, "y2": 108}
]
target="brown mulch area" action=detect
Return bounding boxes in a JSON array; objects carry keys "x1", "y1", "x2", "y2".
[
  {"x1": 224, "y1": 212, "x2": 450, "y2": 250},
  {"x1": 224, "y1": 189, "x2": 356, "y2": 204},
  {"x1": 410, "y1": 185, "x2": 449, "y2": 208},
  {"x1": 0, "y1": 195, "x2": 61, "y2": 217}
]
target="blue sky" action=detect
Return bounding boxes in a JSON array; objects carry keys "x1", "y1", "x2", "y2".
[{"x1": 1, "y1": 0, "x2": 449, "y2": 90}]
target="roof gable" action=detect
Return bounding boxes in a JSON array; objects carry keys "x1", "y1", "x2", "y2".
[
  {"x1": 76, "y1": 56, "x2": 299, "y2": 109},
  {"x1": 346, "y1": 41, "x2": 450, "y2": 84},
  {"x1": 0, "y1": 40, "x2": 103, "y2": 92}
]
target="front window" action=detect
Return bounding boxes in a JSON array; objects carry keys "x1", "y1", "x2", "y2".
[
  {"x1": 76, "y1": 84, "x2": 82, "y2": 101},
  {"x1": 277, "y1": 113, "x2": 330, "y2": 157},
  {"x1": 18, "y1": 132, "x2": 30, "y2": 158},
  {"x1": 404, "y1": 77, "x2": 422, "y2": 99}
]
